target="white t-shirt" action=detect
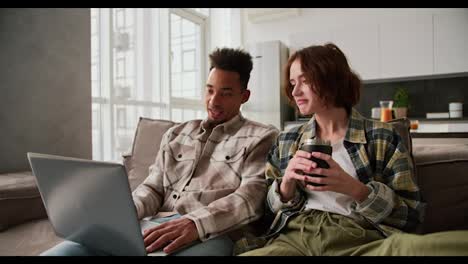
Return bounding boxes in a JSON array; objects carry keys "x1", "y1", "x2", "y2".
[{"x1": 304, "y1": 139, "x2": 359, "y2": 218}]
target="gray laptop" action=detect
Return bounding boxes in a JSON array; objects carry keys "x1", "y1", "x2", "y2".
[{"x1": 27, "y1": 152, "x2": 166, "y2": 256}]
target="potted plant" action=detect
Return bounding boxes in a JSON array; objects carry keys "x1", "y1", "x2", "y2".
[{"x1": 393, "y1": 86, "x2": 410, "y2": 118}]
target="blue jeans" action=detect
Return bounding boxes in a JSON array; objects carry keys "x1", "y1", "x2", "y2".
[{"x1": 40, "y1": 214, "x2": 233, "y2": 256}]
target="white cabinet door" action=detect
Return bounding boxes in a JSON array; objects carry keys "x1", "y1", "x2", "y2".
[
  {"x1": 288, "y1": 29, "x2": 333, "y2": 53},
  {"x1": 331, "y1": 24, "x2": 380, "y2": 81},
  {"x1": 288, "y1": 25, "x2": 380, "y2": 81},
  {"x1": 380, "y1": 13, "x2": 434, "y2": 79},
  {"x1": 434, "y1": 11, "x2": 468, "y2": 74}
]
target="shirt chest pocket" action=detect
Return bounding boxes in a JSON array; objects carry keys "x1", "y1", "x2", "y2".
[
  {"x1": 164, "y1": 142, "x2": 197, "y2": 181},
  {"x1": 209, "y1": 147, "x2": 246, "y2": 187}
]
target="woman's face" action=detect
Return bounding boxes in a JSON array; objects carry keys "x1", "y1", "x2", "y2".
[{"x1": 289, "y1": 59, "x2": 326, "y2": 116}]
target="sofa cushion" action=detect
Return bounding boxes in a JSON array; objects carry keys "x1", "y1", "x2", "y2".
[
  {"x1": 0, "y1": 171, "x2": 47, "y2": 231},
  {"x1": 0, "y1": 218, "x2": 63, "y2": 256},
  {"x1": 124, "y1": 117, "x2": 176, "y2": 191},
  {"x1": 413, "y1": 144, "x2": 468, "y2": 234}
]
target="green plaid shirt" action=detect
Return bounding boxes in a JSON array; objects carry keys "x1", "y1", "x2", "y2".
[
  {"x1": 234, "y1": 108, "x2": 426, "y2": 255},
  {"x1": 266, "y1": 108, "x2": 425, "y2": 234}
]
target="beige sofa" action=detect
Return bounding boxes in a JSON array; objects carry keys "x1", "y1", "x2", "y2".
[{"x1": 1, "y1": 117, "x2": 468, "y2": 256}]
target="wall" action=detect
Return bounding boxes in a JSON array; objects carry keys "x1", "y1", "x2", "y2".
[
  {"x1": 210, "y1": 8, "x2": 242, "y2": 50},
  {"x1": 0, "y1": 8, "x2": 91, "y2": 173}
]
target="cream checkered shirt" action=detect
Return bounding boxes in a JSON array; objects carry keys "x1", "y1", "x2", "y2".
[{"x1": 132, "y1": 113, "x2": 279, "y2": 241}]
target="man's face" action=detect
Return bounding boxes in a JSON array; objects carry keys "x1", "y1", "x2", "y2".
[{"x1": 205, "y1": 68, "x2": 250, "y2": 125}]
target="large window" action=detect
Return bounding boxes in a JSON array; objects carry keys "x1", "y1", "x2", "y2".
[
  {"x1": 170, "y1": 12, "x2": 201, "y2": 99},
  {"x1": 169, "y1": 9, "x2": 207, "y2": 123},
  {"x1": 92, "y1": 8, "x2": 239, "y2": 162}
]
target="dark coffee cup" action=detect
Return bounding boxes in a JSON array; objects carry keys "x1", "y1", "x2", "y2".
[{"x1": 299, "y1": 139, "x2": 332, "y2": 186}]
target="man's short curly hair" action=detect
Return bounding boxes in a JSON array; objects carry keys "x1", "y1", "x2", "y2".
[{"x1": 209, "y1": 47, "x2": 253, "y2": 90}]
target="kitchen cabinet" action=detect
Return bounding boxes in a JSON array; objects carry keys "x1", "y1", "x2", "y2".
[
  {"x1": 289, "y1": 24, "x2": 380, "y2": 81},
  {"x1": 379, "y1": 13, "x2": 434, "y2": 79},
  {"x1": 289, "y1": 29, "x2": 333, "y2": 53},
  {"x1": 331, "y1": 24, "x2": 380, "y2": 80},
  {"x1": 287, "y1": 10, "x2": 468, "y2": 82},
  {"x1": 243, "y1": 40, "x2": 295, "y2": 130},
  {"x1": 434, "y1": 12, "x2": 468, "y2": 75}
]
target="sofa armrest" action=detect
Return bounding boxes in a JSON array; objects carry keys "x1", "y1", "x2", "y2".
[
  {"x1": 0, "y1": 171, "x2": 47, "y2": 231},
  {"x1": 122, "y1": 152, "x2": 133, "y2": 176},
  {"x1": 413, "y1": 144, "x2": 468, "y2": 234}
]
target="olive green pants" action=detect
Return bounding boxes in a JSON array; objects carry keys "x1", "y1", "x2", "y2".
[{"x1": 241, "y1": 210, "x2": 468, "y2": 256}]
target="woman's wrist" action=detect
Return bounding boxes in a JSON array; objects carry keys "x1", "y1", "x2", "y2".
[
  {"x1": 279, "y1": 178, "x2": 296, "y2": 202},
  {"x1": 352, "y1": 182, "x2": 371, "y2": 203}
]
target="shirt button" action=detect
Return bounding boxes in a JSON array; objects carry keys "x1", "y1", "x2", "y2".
[
  {"x1": 225, "y1": 156, "x2": 230, "y2": 160},
  {"x1": 172, "y1": 194, "x2": 178, "y2": 199},
  {"x1": 178, "y1": 154, "x2": 182, "y2": 158}
]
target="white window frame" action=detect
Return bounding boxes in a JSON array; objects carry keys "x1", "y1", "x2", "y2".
[{"x1": 168, "y1": 8, "x2": 208, "y2": 117}]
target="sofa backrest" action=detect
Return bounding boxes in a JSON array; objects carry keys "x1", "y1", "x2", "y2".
[
  {"x1": 386, "y1": 119, "x2": 468, "y2": 233},
  {"x1": 123, "y1": 117, "x2": 177, "y2": 191},
  {"x1": 124, "y1": 116, "x2": 415, "y2": 196},
  {"x1": 124, "y1": 116, "x2": 468, "y2": 235}
]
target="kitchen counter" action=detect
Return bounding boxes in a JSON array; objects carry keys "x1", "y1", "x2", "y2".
[
  {"x1": 284, "y1": 120, "x2": 468, "y2": 144},
  {"x1": 286, "y1": 119, "x2": 468, "y2": 136}
]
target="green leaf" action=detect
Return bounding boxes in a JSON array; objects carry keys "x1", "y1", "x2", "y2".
[{"x1": 393, "y1": 86, "x2": 410, "y2": 108}]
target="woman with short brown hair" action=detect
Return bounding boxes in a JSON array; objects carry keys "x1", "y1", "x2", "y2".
[{"x1": 240, "y1": 43, "x2": 468, "y2": 256}]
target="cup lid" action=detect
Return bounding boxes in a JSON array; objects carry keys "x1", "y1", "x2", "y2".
[{"x1": 303, "y1": 138, "x2": 331, "y2": 145}]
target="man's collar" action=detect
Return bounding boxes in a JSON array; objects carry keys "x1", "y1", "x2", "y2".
[{"x1": 200, "y1": 112, "x2": 245, "y2": 134}]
